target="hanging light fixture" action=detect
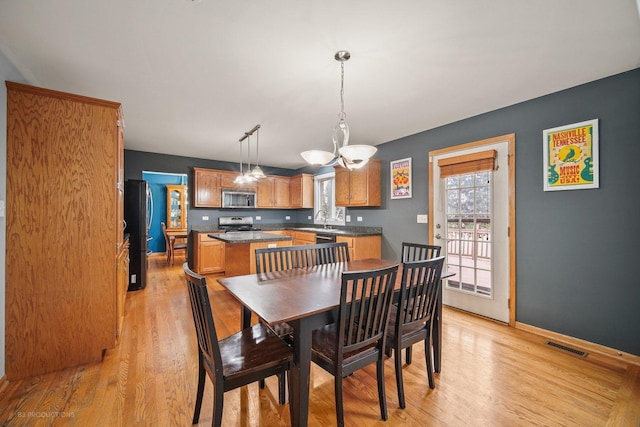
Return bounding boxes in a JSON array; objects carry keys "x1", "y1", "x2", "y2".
[
  {"x1": 234, "y1": 124, "x2": 264, "y2": 185},
  {"x1": 301, "y1": 50, "x2": 377, "y2": 170},
  {"x1": 250, "y1": 125, "x2": 266, "y2": 179}
]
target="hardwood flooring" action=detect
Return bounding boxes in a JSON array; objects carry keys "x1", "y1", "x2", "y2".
[{"x1": 1, "y1": 254, "x2": 639, "y2": 426}]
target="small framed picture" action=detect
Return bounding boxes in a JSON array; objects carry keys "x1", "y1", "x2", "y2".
[
  {"x1": 390, "y1": 157, "x2": 412, "y2": 199},
  {"x1": 543, "y1": 119, "x2": 599, "y2": 191}
]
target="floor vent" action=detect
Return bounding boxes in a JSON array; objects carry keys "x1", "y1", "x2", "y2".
[{"x1": 546, "y1": 341, "x2": 588, "y2": 357}]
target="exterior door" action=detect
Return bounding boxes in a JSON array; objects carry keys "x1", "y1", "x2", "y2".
[{"x1": 429, "y1": 135, "x2": 515, "y2": 324}]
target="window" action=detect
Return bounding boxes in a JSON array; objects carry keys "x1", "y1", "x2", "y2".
[{"x1": 314, "y1": 172, "x2": 345, "y2": 226}]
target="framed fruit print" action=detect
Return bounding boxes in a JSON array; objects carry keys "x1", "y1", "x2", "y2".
[
  {"x1": 390, "y1": 157, "x2": 412, "y2": 199},
  {"x1": 543, "y1": 119, "x2": 599, "y2": 191}
]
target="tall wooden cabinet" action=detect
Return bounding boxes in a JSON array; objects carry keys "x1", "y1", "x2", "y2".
[
  {"x1": 5, "y1": 82, "x2": 125, "y2": 380},
  {"x1": 335, "y1": 159, "x2": 382, "y2": 207},
  {"x1": 166, "y1": 184, "x2": 188, "y2": 231}
]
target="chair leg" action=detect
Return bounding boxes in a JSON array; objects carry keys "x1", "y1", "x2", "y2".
[
  {"x1": 278, "y1": 372, "x2": 286, "y2": 405},
  {"x1": 213, "y1": 378, "x2": 224, "y2": 427},
  {"x1": 192, "y1": 356, "x2": 206, "y2": 424},
  {"x1": 377, "y1": 355, "x2": 388, "y2": 421},
  {"x1": 406, "y1": 345, "x2": 413, "y2": 365},
  {"x1": 424, "y1": 333, "x2": 435, "y2": 389},
  {"x1": 394, "y1": 344, "x2": 406, "y2": 409},
  {"x1": 335, "y1": 375, "x2": 344, "y2": 427}
]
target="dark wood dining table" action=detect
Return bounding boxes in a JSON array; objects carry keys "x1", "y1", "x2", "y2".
[{"x1": 218, "y1": 258, "x2": 453, "y2": 427}]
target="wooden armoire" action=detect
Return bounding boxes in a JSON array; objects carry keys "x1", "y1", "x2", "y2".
[{"x1": 5, "y1": 82, "x2": 126, "y2": 380}]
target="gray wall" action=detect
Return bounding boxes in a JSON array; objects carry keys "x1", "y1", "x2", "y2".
[
  {"x1": 125, "y1": 69, "x2": 640, "y2": 356},
  {"x1": 1, "y1": 51, "x2": 28, "y2": 379}
]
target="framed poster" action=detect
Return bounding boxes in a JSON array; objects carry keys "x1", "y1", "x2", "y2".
[
  {"x1": 543, "y1": 119, "x2": 599, "y2": 191},
  {"x1": 390, "y1": 157, "x2": 412, "y2": 199}
]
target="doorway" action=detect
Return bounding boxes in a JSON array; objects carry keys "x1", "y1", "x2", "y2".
[
  {"x1": 142, "y1": 171, "x2": 188, "y2": 254},
  {"x1": 429, "y1": 134, "x2": 515, "y2": 325}
]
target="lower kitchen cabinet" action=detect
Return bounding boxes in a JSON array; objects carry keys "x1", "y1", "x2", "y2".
[
  {"x1": 336, "y1": 235, "x2": 381, "y2": 260},
  {"x1": 293, "y1": 230, "x2": 316, "y2": 245},
  {"x1": 194, "y1": 232, "x2": 225, "y2": 274}
]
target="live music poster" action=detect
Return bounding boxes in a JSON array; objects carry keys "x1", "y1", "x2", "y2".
[{"x1": 543, "y1": 119, "x2": 599, "y2": 191}]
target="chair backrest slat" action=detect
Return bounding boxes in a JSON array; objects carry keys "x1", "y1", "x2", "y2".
[
  {"x1": 255, "y1": 242, "x2": 351, "y2": 274},
  {"x1": 397, "y1": 257, "x2": 445, "y2": 330},
  {"x1": 183, "y1": 264, "x2": 223, "y2": 380},
  {"x1": 339, "y1": 265, "x2": 399, "y2": 356},
  {"x1": 401, "y1": 242, "x2": 441, "y2": 262}
]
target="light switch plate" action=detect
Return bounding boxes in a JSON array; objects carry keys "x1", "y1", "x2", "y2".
[
  {"x1": 256, "y1": 216, "x2": 261, "y2": 220},
  {"x1": 0, "y1": 200, "x2": 4, "y2": 217},
  {"x1": 285, "y1": 216, "x2": 291, "y2": 220},
  {"x1": 346, "y1": 215, "x2": 351, "y2": 222},
  {"x1": 417, "y1": 214, "x2": 428, "y2": 224}
]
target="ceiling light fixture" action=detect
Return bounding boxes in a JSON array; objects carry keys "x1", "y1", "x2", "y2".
[
  {"x1": 301, "y1": 50, "x2": 377, "y2": 170},
  {"x1": 234, "y1": 124, "x2": 264, "y2": 185},
  {"x1": 249, "y1": 125, "x2": 266, "y2": 179}
]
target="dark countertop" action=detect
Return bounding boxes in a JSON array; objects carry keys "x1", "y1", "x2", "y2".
[
  {"x1": 192, "y1": 223, "x2": 382, "y2": 237},
  {"x1": 208, "y1": 231, "x2": 294, "y2": 244}
]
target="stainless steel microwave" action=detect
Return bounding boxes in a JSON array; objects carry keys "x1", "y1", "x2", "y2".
[{"x1": 221, "y1": 190, "x2": 256, "y2": 208}]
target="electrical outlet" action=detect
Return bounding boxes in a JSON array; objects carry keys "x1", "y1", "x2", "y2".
[
  {"x1": 285, "y1": 216, "x2": 291, "y2": 220},
  {"x1": 202, "y1": 215, "x2": 209, "y2": 221},
  {"x1": 0, "y1": 200, "x2": 4, "y2": 217},
  {"x1": 417, "y1": 214, "x2": 428, "y2": 224},
  {"x1": 307, "y1": 215, "x2": 312, "y2": 220},
  {"x1": 268, "y1": 243, "x2": 277, "y2": 248},
  {"x1": 357, "y1": 216, "x2": 363, "y2": 222},
  {"x1": 346, "y1": 215, "x2": 351, "y2": 222},
  {"x1": 131, "y1": 274, "x2": 137, "y2": 284},
  {"x1": 256, "y1": 215, "x2": 262, "y2": 220}
]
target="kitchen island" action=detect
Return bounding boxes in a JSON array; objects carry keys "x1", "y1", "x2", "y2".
[{"x1": 209, "y1": 231, "x2": 293, "y2": 276}]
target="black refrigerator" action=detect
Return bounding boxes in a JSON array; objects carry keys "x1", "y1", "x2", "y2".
[{"x1": 125, "y1": 179, "x2": 149, "y2": 291}]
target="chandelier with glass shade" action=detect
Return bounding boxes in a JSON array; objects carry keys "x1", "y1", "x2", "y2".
[{"x1": 301, "y1": 51, "x2": 377, "y2": 170}]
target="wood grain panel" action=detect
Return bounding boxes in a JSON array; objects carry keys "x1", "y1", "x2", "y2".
[{"x1": 5, "y1": 82, "x2": 121, "y2": 380}]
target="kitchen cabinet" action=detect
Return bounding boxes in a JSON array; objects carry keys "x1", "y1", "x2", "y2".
[
  {"x1": 220, "y1": 169, "x2": 257, "y2": 191},
  {"x1": 293, "y1": 231, "x2": 316, "y2": 246},
  {"x1": 258, "y1": 176, "x2": 291, "y2": 208},
  {"x1": 116, "y1": 238, "x2": 130, "y2": 338},
  {"x1": 290, "y1": 174, "x2": 314, "y2": 208},
  {"x1": 194, "y1": 232, "x2": 226, "y2": 275},
  {"x1": 335, "y1": 159, "x2": 381, "y2": 207},
  {"x1": 193, "y1": 167, "x2": 221, "y2": 208},
  {"x1": 336, "y1": 235, "x2": 382, "y2": 260},
  {"x1": 166, "y1": 184, "x2": 188, "y2": 232},
  {"x1": 5, "y1": 82, "x2": 124, "y2": 380}
]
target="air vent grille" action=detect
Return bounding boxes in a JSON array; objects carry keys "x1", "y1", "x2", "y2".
[{"x1": 546, "y1": 341, "x2": 588, "y2": 357}]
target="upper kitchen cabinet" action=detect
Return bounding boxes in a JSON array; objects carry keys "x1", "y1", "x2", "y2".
[
  {"x1": 220, "y1": 169, "x2": 257, "y2": 191},
  {"x1": 5, "y1": 82, "x2": 124, "y2": 380},
  {"x1": 335, "y1": 159, "x2": 381, "y2": 207},
  {"x1": 290, "y1": 174, "x2": 314, "y2": 209},
  {"x1": 166, "y1": 184, "x2": 188, "y2": 232},
  {"x1": 258, "y1": 176, "x2": 290, "y2": 208},
  {"x1": 193, "y1": 167, "x2": 221, "y2": 208}
]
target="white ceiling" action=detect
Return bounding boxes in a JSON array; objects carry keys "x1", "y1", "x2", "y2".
[{"x1": 1, "y1": 1, "x2": 639, "y2": 169}]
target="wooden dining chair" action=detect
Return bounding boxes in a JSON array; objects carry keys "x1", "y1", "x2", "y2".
[
  {"x1": 401, "y1": 242, "x2": 441, "y2": 262},
  {"x1": 385, "y1": 256, "x2": 445, "y2": 409},
  {"x1": 311, "y1": 264, "x2": 399, "y2": 427},
  {"x1": 182, "y1": 264, "x2": 293, "y2": 426},
  {"x1": 162, "y1": 221, "x2": 187, "y2": 265}
]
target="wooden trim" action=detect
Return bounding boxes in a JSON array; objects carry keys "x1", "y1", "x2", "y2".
[
  {"x1": 429, "y1": 133, "x2": 516, "y2": 326},
  {"x1": 516, "y1": 322, "x2": 640, "y2": 367},
  {"x1": 6, "y1": 81, "x2": 121, "y2": 109}
]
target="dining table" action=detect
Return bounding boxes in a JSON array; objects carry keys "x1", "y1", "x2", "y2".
[{"x1": 218, "y1": 258, "x2": 453, "y2": 427}]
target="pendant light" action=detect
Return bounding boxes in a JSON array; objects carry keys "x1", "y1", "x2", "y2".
[
  {"x1": 250, "y1": 125, "x2": 266, "y2": 179},
  {"x1": 301, "y1": 51, "x2": 377, "y2": 169}
]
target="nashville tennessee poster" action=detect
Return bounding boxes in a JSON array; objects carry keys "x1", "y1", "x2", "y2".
[{"x1": 543, "y1": 119, "x2": 599, "y2": 191}]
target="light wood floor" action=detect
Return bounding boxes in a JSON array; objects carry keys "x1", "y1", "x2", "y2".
[{"x1": 1, "y1": 254, "x2": 639, "y2": 426}]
